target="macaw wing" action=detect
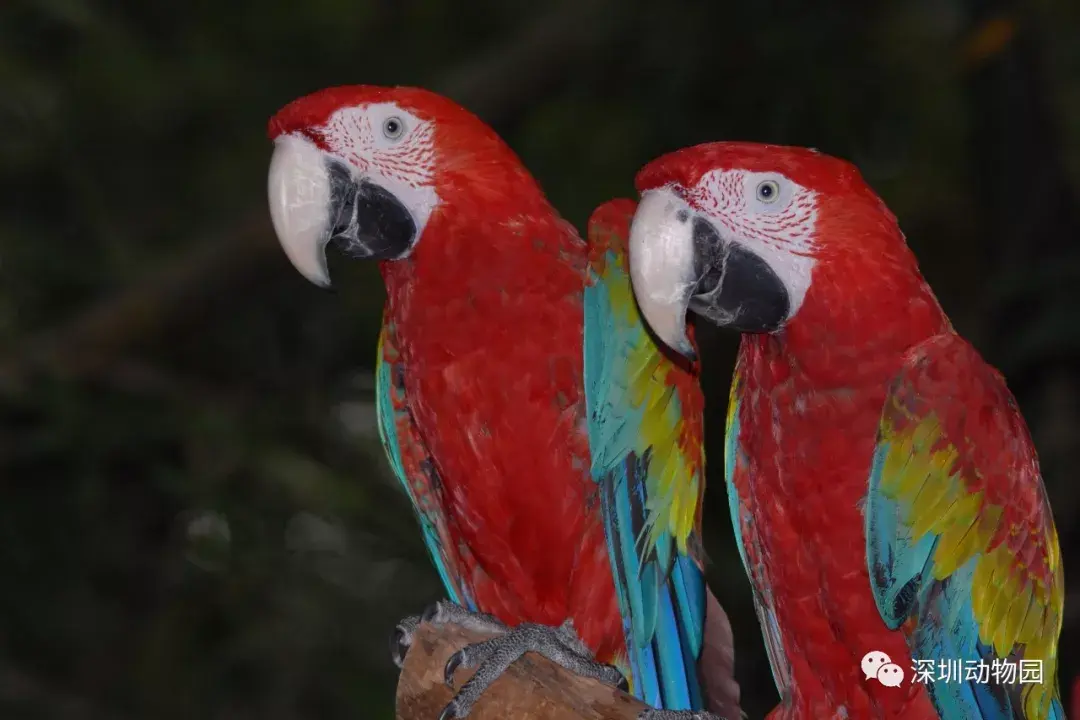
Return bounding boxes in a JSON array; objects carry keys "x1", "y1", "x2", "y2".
[
  {"x1": 584, "y1": 199, "x2": 707, "y2": 711},
  {"x1": 725, "y1": 367, "x2": 793, "y2": 702},
  {"x1": 865, "y1": 333, "x2": 1065, "y2": 720},
  {"x1": 376, "y1": 318, "x2": 475, "y2": 610}
]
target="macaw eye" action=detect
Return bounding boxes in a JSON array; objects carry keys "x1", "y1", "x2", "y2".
[
  {"x1": 756, "y1": 180, "x2": 780, "y2": 203},
  {"x1": 382, "y1": 116, "x2": 405, "y2": 140}
]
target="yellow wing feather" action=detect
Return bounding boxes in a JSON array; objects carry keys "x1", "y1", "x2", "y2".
[{"x1": 871, "y1": 333, "x2": 1064, "y2": 720}]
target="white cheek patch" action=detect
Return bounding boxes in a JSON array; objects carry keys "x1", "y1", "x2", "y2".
[
  {"x1": 320, "y1": 104, "x2": 441, "y2": 254},
  {"x1": 690, "y1": 169, "x2": 819, "y2": 321}
]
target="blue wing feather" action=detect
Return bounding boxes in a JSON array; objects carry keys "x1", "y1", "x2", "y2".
[
  {"x1": 584, "y1": 201, "x2": 706, "y2": 711},
  {"x1": 868, "y1": 441, "x2": 1065, "y2": 720},
  {"x1": 375, "y1": 320, "x2": 474, "y2": 611},
  {"x1": 865, "y1": 334, "x2": 1065, "y2": 720}
]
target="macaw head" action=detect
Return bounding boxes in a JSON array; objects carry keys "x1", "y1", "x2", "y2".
[
  {"x1": 628, "y1": 142, "x2": 921, "y2": 357},
  {"x1": 267, "y1": 85, "x2": 538, "y2": 287}
]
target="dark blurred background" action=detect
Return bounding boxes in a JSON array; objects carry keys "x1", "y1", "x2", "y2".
[{"x1": 1, "y1": 0, "x2": 1077, "y2": 717}]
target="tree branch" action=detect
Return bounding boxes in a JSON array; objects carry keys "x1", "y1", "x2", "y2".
[{"x1": 395, "y1": 622, "x2": 649, "y2": 720}]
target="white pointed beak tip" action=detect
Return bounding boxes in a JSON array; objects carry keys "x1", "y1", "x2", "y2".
[
  {"x1": 628, "y1": 188, "x2": 698, "y2": 359},
  {"x1": 267, "y1": 134, "x2": 334, "y2": 288}
]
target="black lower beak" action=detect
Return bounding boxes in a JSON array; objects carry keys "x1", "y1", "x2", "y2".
[
  {"x1": 688, "y1": 217, "x2": 792, "y2": 333},
  {"x1": 326, "y1": 160, "x2": 417, "y2": 260}
]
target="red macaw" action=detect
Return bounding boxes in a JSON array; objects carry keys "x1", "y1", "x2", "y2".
[
  {"x1": 625, "y1": 141, "x2": 1065, "y2": 720},
  {"x1": 264, "y1": 86, "x2": 739, "y2": 720}
]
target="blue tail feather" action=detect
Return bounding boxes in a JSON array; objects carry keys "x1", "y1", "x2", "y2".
[
  {"x1": 599, "y1": 459, "x2": 705, "y2": 710},
  {"x1": 584, "y1": 239, "x2": 708, "y2": 711},
  {"x1": 654, "y1": 584, "x2": 692, "y2": 709},
  {"x1": 673, "y1": 553, "x2": 706, "y2": 658}
]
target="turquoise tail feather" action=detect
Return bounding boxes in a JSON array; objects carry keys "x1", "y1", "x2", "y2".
[{"x1": 599, "y1": 454, "x2": 705, "y2": 710}]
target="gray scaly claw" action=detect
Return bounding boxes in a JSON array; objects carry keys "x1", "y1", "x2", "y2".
[
  {"x1": 390, "y1": 614, "x2": 421, "y2": 669},
  {"x1": 426, "y1": 607, "x2": 627, "y2": 718},
  {"x1": 390, "y1": 599, "x2": 507, "y2": 670},
  {"x1": 423, "y1": 599, "x2": 509, "y2": 634}
]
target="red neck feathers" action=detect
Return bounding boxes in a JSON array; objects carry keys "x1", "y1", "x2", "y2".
[
  {"x1": 369, "y1": 89, "x2": 580, "y2": 316},
  {"x1": 379, "y1": 148, "x2": 584, "y2": 356},
  {"x1": 380, "y1": 162, "x2": 578, "y2": 312},
  {"x1": 270, "y1": 85, "x2": 582, "y2": 318},
  {"x1": 751, "y1": 189, "x2": 951, "y2": 391}
]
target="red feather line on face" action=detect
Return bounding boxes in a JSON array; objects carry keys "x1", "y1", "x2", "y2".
[
  {"x1": 267, "y1": 85, "x2": 542, "y2": 210},
  {"x1": 634, "y1": 142, "x2": 904, "y2": 261},
  {"x1": 635, "y1": 142, "x2": 868, "y2": 203},
  {"x1": 635, "y1": 141, "x2": 935, "y2": 382},
  {"x1": 269, "y1": 86, "x2": 446, "y2": 140}
]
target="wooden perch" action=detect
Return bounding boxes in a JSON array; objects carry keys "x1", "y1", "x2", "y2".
[
  {"x1": 395, "y1": 587, "x2": 743, "y2": 720},
  {"x1": 395, "y1": 622, "x2": 650, "y2": 720}
]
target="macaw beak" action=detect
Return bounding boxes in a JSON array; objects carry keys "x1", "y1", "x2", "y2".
[
  {"x1": 628, "y1": 187, "x2": 792, "y2": 357},
  {"x1": 267, "y1": 134, "x2": 417, "y2": 288}
]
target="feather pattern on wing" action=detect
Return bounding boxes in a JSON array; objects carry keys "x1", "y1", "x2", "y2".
[
  {"x1": 866, "y1": 333, "x2": 1065, "y2": 720},
  {"x1": 725, "y1": 366, "x2": 792, "y2": 703},
  {"x1": 583, "y1": 199, "x2": 708, "y2": 711},
  {"x1": 376, "y1": 318, "x2": 475, "y2": 610}
]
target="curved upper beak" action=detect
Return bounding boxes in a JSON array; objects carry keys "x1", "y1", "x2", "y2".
[
  {"x1": 267, "y1": 134, "x2": 417, "y2": 288},
  {"x1": 628, "y1": 189, "x2": 701, "y2": 358},
  {"x1": 628, "y1": 187, "x2": 792, "y2": 357}
]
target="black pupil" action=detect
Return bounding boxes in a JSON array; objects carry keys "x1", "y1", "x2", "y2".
[
  {"x1": 386, "y1": 120, "x2": 399, "y2": 135},
  {"x1": 760, "y1": 184, "x2": 773, "y2": 197}
]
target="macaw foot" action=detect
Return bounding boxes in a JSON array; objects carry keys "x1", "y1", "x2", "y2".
[
  {"x1": 638, "y1": 712, "x2": 726, "y2": 720},
  {"x1": 390, "y1": 600, "x2": 509, "y2": 669},
  {"x1": 390, "y1": 612, "x2": 421, "y2": 669},
  {"x1": 393, "y1": 600, "x2": 627, "y2": 719}
]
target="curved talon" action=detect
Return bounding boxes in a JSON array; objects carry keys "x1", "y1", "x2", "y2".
[
  {"x1": 400, "y1": 603, "x2": 613, "y2": 718},
  {"x1": 422, "y1": 602, "x2": 442, "y2": 624},
  {"x1": 616, "y1": 672, "x2": 630, "y2": 693},
  {"x1": 438, "y1": 700, "x2": 459, "y2": 720},
  {"x1": 390, "y1": 626, "x2": 410, "y2": 669},
  {"x1": 444, "y1": 650, "x2": 464, "y2": 688}
]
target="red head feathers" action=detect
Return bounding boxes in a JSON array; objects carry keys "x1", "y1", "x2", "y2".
[{"x1": 626, "y1": 141, "x2": 944, "y2": 364}]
